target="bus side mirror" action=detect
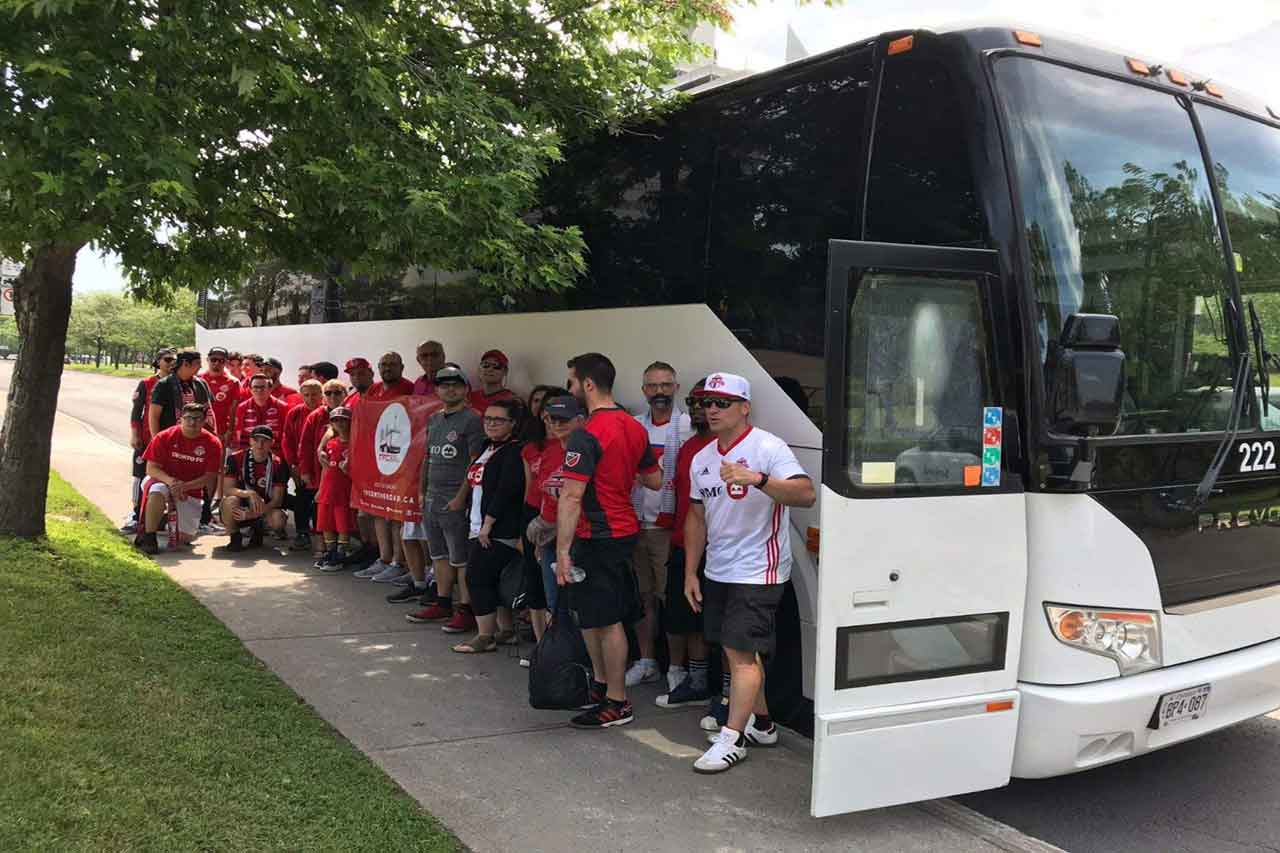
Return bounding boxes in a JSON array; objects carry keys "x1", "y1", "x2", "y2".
[{"x1": 1046, "y1": 313, "x2": 1126, "y2": 436}]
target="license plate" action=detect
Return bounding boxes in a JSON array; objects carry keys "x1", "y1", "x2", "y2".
[{"x1": 1153, "y1": 684, "x2": 1211, "y2": 729}]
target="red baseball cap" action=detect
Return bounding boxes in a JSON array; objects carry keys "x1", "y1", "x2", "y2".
[
  {"x1": 480, "y1": 349, "x2": 509, "y2": 369},
  {"x1": 344, "y1": 357, "x2": 372, "y2": 373}
]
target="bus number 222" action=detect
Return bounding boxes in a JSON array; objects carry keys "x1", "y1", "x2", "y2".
[{"x1": 1238, "y1": 441, "x2": 1277, "y2": 473}]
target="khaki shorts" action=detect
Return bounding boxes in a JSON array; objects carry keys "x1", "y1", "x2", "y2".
[{"x1": 631, "y1": 527, "x2": 671, "y2": 598}]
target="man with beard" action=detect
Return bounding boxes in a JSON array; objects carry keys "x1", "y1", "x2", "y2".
[
  {"x1": 657, "y1": 378, "x2": 716, "y2": 710},
  {"x1": 556, "y1": 352, "x2": 661, "y2": 730},
  {"x1": 123, "y1": 348, "x2": 174, "y2": 533},
  {"x1": 342, "y1": 357, "x2": 375, "y2": 408},
  {"x1": 351, "y1": 351, "x2": 415, "y2": 584},
  {"x1": 150, "y1": 349, "x2": 217, "y2": 439},
  {"x1": 625, "y1": 361, "x2": 693, "y2": 688}
]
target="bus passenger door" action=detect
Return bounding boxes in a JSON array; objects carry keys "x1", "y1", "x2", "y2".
[{"x1": 811, "y1": 240, "x2": 1027, "y2": 816}]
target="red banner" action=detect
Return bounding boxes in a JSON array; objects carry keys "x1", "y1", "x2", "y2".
[{"x1": 348, "y1": 396, "x2": 442, "y2": 521}]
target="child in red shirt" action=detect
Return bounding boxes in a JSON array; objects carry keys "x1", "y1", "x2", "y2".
[{"x1": 314, "y1": 407, "x2": 354, "y2": 570}]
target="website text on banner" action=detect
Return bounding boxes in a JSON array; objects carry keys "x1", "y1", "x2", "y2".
[{"x1": 349, "y1": 397, "x2": 441, "y2": 520}]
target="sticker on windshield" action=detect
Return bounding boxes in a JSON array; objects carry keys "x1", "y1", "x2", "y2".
[{"x1": 981, "y1": 406, "x2": 1002, "y2": 487}]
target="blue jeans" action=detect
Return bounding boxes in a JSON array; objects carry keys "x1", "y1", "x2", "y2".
[{"x1": 538, "y1": 543, "x2": 558, "y2": 612}]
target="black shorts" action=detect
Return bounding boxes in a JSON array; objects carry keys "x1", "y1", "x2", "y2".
[
  {"x1": 702, "y1": 579, "x2": 785, "y2": 658},
  {"x1": 664, "y1": 546, "x2": 704, "y2": 636},
  {"x1": 132, "y1": 449, "x2": 147, "y2": 479},
  {"x1": 569, "y1": 535, "x2": 640, "y2": 630}
]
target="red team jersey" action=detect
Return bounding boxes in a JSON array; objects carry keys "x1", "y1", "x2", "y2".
[
  {"x1": 561, "y1": 407, "x2": 659, "y2": 539},
  {"x1": 316, "y1": 436, "x2": 352, "y2": 507},
  {"x1": 142, "y1": 425, "x2": 223, "y2": 498},
  {"x1": 366, "y1": 378, "x2": 414, "y2": 401},
  {"x1": 131, "y1": 374, "x2": 162, "y2": 445},
  {"x1": 468, "y1": 387, "x2": 516, "y2": 414},
  {"x1": 537, "y1": 439, "x2": 566, "y2": 524},
  {"x1": 281, "y1": 404, "x2": 314, "y2": 467},
  {"x1": 297, "y1": 406, "x2": 332, "y2": 484},
  {"x1": 671, "y1": 432, "x2": 716, "y2": 548},
  {"x1": 233, "y1": 396, "x2": 287, "y2": 451},
  {"x1": 200, "y1": 370, "x2": 241, "y2": 437}
]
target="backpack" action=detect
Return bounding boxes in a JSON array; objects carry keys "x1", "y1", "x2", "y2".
[{"x1": 528, "y1": 587, "x2": 592, "y2": 710}]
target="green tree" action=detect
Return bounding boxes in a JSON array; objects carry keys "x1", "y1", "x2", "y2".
[
  {"x1": 66, "y1": 291, "x2": 127, "y2": 366},
  {"x1": 0, "y1": 0, "x2": 722, "y2": 537}
]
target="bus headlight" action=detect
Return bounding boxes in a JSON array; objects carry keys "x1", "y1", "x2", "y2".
[{"x1": 1045, "y1": 605, "x2": 1162, "y2": 676}]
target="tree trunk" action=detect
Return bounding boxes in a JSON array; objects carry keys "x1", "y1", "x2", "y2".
[{"x1": 0, "y1": 243, "x2": 79, "y2": 537}]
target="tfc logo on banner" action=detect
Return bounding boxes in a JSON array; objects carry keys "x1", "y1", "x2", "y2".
[{"x1": 348, "y1": 396, "x2": 443, "y2": 521}]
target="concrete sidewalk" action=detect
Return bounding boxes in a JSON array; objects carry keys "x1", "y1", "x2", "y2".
[{"x1": 51, "y1": 410, "x2": 1053, "y2": 853}]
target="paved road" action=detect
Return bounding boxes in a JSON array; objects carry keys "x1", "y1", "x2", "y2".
[
  {"x1": 0, "y1": 360, "x2": 137, "y2": 447},
  {"x1": 14, "y1": 360, "x2": 1280, "y2": 851}
]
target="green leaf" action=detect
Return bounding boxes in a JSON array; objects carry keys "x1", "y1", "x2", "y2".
[
  {"x1": 230, "y1": 65, "x2": 258, "y2": 98},
  {"x1": 22, "y1": 59, "x2": 71, "y2": 78}
]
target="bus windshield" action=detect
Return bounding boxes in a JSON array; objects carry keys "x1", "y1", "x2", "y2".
[{"x1": 996, "y1": 58, "x2": 1235, "y2": 437}]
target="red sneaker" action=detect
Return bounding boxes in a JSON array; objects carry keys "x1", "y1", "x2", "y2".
[
  {"x1": 442, "y1": 606, "x2": 477, "y2": 634},
  {"x1": 406, "y1": 602, "x2": 452, "y2": 623}
]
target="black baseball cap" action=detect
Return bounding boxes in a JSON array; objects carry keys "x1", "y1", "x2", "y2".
[
  {"x1": 544, "y1": 396, "x2": 583, "y2": 419},
  {"x1": 266, "y1": 357, "x2": 283, "y2": 371},
  {"x1": 208, "y1": 346, "x2": 229, "y2": 358},
  {"x1": 310, "y1": 361, "x2": 340, "y2": 381},
  {"x1": 250, "y1": 425, "x2": 275, "y2": 440}
]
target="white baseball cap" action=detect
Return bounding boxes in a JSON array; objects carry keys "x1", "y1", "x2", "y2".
[{"x1": 695, "y1": 372, "x2": 751, "y2": 401}]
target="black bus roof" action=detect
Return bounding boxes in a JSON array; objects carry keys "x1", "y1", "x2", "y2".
[{"x1": 685, "y1": 25, "x2": 1277, "y2": 128}]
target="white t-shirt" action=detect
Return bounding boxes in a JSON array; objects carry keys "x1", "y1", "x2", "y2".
[
  {"x1": 467, "y1": 444, "x2": 499, "y2": 538},
  {"x1": 633, "y1": 410, "x2": 691, "y2": 526},
  {"x1": 689, "y1": 426, "x2": 808, "y2": 585}
]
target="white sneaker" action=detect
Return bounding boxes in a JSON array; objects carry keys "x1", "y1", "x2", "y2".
[
  {"x1": 693, "y1": 728, "x2": 748, "y2": 774},
  {"x1": 371, "y1": 562, "x2": 408, "y2": 583},
  {"x1": 706, "y1": 714, "x2": 778, "y2": 747},
  {"x1": 624, "y1": 659, "x2": 660, "y2": 687},
  {"x1": 354, "y1": 559, "x2": 388, "y2": 579},
  {"x1": 666, "y1": 665, "x2": 687, "y2": 693}
]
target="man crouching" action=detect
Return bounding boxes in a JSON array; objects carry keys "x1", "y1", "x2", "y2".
[{"x1": 218, "y1": 425, "x2": 290, "y2": 552}]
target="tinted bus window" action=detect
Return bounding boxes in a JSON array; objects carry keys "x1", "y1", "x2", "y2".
[
  {"x1": 1198, "y1": 106, "x2": 1280, "y2": 430},
  {"x1": 707, "y1": 50, "x2": 874, "y2": 429},
  {"x1": 997, "y1": 59, "x2": 1232, "y2": 436},
  {"x1": 864, "y1": 57, "x2": 984, "y2": 247}
]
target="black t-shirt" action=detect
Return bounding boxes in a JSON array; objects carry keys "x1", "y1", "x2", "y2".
[{"x1": 224, "y1": 450, "x2": 291, "y2": 500}]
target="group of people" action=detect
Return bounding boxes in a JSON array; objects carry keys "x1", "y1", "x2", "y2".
[{"x1": 124, "y1": 340, "x2": 815, "y2": 774}]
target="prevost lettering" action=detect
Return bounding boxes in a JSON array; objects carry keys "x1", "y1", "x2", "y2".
[{"x1": 1197, "y1": 506, "x2": 1280, "y2": 532}]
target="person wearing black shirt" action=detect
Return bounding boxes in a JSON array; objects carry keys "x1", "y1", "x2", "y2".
[{"x1": 218, "y1": 425, "x2": 290, "y2": 551}]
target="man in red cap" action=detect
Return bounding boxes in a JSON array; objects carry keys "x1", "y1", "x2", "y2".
[
  {"x1": 343, "y1": 357, "x2": 375, "y2": 408},
  {"x1": 469, "y1": 349, "x2": 516, "y2": 413}
]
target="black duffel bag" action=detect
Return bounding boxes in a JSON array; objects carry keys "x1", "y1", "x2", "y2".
[{"x1": 528, "y1": 584, "x2": 592, "y2": 710}]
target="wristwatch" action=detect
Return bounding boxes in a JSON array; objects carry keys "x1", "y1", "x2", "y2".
[{"x1": 755, "y1": 472, "x2": 769, "y2": 490}]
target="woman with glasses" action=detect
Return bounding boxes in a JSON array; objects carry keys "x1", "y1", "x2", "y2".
[{"x1": 452, "y1": 398, "x2": 527, "y2": 654}]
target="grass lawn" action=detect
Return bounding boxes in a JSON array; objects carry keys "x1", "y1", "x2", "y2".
[
  {"x1": 64, "y1": 363, "x2": 153, "y2": 379},
  {"x1": 0, "y1": 474, "x2": 459, "y2": 853}
]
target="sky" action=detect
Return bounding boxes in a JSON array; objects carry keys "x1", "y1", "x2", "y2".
[{"x1": 72, "y1": 0, "x2": 1280, "y2": 294}]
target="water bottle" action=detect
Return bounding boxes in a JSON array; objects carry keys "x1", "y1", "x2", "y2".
[{"x1": 551, "y1": 561, "x2": 586, "y2": 584}]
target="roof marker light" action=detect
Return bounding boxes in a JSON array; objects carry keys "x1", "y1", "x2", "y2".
[
  {"x1": 1205, "y1": 82, "x2": 1225, "y2": 98},
  {"x1": 1014, "y1": 30, "x2": 1042, "y2": 47},
  {"x1": 1127, "y1": 58, "x2": 1151, "y2": 76},
  {"x1": 887, "y1": 35, "x2": 914, "y2": 56},
  {"x1": 1167, "y1": 69, "x2": 1189, "y2": 87}
]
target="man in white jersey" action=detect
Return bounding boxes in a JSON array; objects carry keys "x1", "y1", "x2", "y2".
[{"x1": 683, "y1": 372, "x2": 815, "y2": 774}]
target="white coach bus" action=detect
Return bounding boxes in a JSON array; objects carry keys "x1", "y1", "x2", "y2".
[{"x1": 201, "y1": 26, "x2": 1280, "y2": 818}]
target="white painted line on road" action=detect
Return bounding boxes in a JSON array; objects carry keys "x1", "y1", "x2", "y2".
[{"x1": 917, "y1": 799, "x2": 1069, "y2": 853}]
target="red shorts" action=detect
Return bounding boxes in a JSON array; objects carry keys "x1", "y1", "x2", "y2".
[{"x1": 315, "y1": 503, "x2": 354, "y2": 535}]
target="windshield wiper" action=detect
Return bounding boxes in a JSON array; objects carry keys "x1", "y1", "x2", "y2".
[
  {"x1": 1190, "y1": 300, "x2": 1250, "y2": 512},
  {"x1": 1249, "y1": 298, "x2": 1272, "y2": 418}
]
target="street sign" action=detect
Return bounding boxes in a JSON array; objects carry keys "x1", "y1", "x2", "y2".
[{"x1": 1, "y1": 258, "x2": 19, "y2": 317}]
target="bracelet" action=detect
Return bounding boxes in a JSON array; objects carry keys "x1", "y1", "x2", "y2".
[{"x1": 755, "y1": 472, "x2": 769, "y2": 490}]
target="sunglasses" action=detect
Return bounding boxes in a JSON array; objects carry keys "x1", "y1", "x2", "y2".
[
  {"x1": 209, "y1": 357, "x2": 225, "y2": 364},
  {"x1": 324, "y1": 390, "x2": 345, "y2": 397},
  {"x1": 479, "y1": 361, "x2": 505, "y2": 370},
  {"x1": 693, "y1": 398, "x2": 739, "y2": 410},
  {"x1": 160, "y1": 356, "x2": 175, "y2": 363}
]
